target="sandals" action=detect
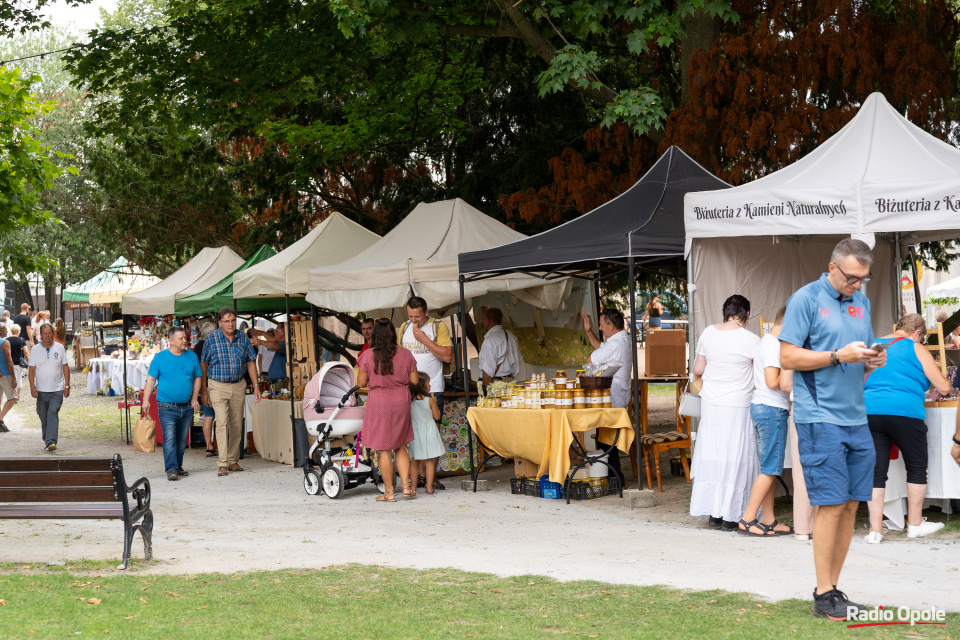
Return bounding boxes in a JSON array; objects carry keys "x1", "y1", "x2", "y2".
[
  {"x1": 401, "y1": 482, "x2": 417, "y2": 499},
  {"x1": 206, "y1": 448, "x2": 217, "y2": 458},
  {"x1": 737, "y1": 518, "x2": 775, "y2": 537},
  {"x1": 766, "y1": 519, "x2": 794, "y2": 536},
  {"x1": 375, "y1": 494, "x2": 396, "y2": 502}
]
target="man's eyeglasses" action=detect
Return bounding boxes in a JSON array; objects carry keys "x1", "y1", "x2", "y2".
[{"x1": 836, "y1": 265, "x2": 872, "y2": 285}]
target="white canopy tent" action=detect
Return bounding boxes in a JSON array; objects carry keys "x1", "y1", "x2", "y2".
[
  {"x1": 232, "y1": 212, "x2": 380, "y2": 298},
  {"x1": 682, "y1": 92, "x2": 960, "y2": 337},
  {"x1": 305, "y1": 198, "x2": 570, "y2": 314},
  {"x1": 121, "y1": 247, "x2": 244, "y2": 316},
  {"x1": 926, "y1": 276, "x2": 960, "y2": 299},
  {"x1": 87, "y1": 262, "x2": 161, "y2": 305}
]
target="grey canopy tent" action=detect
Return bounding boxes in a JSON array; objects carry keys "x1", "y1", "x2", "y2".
[{"x1": 457, "y1": 146, "x2": 731, "y2": 490}]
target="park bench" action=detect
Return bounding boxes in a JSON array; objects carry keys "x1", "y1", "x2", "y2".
[{"x1": 0, "y1": 454, "x2": 153, "y2": 570}]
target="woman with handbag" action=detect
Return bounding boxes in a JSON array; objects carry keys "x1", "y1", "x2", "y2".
[
  {"x1": 689, "y1": 294, "x2": 761, "y2": 531},
  {"x1": 863, "y1": 313, "x2": 953, "y2": 542}
]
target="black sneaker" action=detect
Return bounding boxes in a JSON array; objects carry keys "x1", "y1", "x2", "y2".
[
  {"x1": 434, "y1": 479, "x2": 446, "y2": 490},
  {"x1": 176, "y1": 467, "x2": 189, "y2": 477},
  {"x1": 720, "y1": 520, "x2": 739, "y2": 531},
  {"x1": 0, "y1": 420, "x2": 9, "y2": 433},
  {"x1": 167, "y1": 471, "x2": 179, "y2": 481},
  {"x1": 812, "y1": 589, "x2": 851, "y2": 621},
  {"x1": 834, "y1": 588, "x2": 866, "y2": 617},
  {"x1": 707, "y1": 516, "x2": 723, "y2": 529}
]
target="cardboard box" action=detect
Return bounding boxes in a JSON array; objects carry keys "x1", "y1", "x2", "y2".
[
  {"x1": 644, "y1": 329, "x2": 686, "y2": 376},
  {"x1": 514, "y1": 456, "x2": 539, "y2": 478}
]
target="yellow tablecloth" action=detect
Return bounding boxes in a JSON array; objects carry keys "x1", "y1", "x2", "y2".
[{"x1": 467, "y1": 408, "x2": 634, "y2": 483}]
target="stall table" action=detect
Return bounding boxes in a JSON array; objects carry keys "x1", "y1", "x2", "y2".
[
  {"x1": 86, "y1": 357, "x2": 151, "y2": 396},
  {"x1": 467, "y1": 407, "x2": 634, "y2": 487},
  {"x1": 250, "y1": 398, "x2": 305, "y2": 466},
  {"x1": 882, "y1": 402, "x2": 960, "y2": 529}
]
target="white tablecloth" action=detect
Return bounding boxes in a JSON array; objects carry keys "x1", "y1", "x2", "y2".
[
  {"x1": 86, "y1": 357, "x2": 152, "y2": 396},
  {"x1": 882, "y1": 406, "x2": 960, "y2": 529}
]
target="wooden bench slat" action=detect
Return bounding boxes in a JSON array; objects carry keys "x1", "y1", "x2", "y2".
[
  {"x1": 0, "y1": 472, "x2": 115, "y2": 489},
  {"x1": 0, "y1": 504, "x2": 123, "y2": 519},
  {"x1": 0, "y1": 458, "x2": 114, "y2": 473},
  {"x1": 0, "y1": 487, "x2": 117, "y2": 502}
]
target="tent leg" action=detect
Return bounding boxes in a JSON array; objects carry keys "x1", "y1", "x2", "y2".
[
  {"x1": 628, "y1": 258, "x2": 642, "y2": 491},
  {"x1": 459, "y1": 277, "x2": 476, "y2": 491},
  {"x1": 122, "y1": 315, "x2": 130, "y2": 445},
  {"x1": 686, "y1": 252, "x2": 697, "y2": 455},
  {"x1": 909, "y1": 245, "x2": 922, "y2": 315},
  {"x1": 310, "y1": 304, "x2": 321, "y2": 365},
  {"x1": 894, "y1": 233, "x2": 902, "y2": 320},
  {"x1": 285, "y1": 294, "x2": 299, "y2": 466}
]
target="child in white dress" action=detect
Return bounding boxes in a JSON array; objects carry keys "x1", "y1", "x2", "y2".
[{"x1": 408, "y1": 372, "x2": 444, "y2": 495}]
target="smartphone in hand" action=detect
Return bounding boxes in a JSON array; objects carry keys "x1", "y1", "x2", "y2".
[{"x1": 868, "y1": 342, "x2": 890, "y2": 352}]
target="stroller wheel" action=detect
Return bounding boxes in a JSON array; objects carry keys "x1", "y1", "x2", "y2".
[
  {"x1": 321, "y1": 466, "x2": 345, "y2": 499},
  {"x1": 303, "y1": 469, "x2": 322, "y2": 496},
  {"x1": 373, "y1": 467, "x2": 396, "y2": 495}
]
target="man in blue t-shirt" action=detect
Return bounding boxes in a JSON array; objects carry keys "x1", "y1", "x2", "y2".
[
  {"x1": 780, "y1": 238, "x2": 887, "y2": 622},
  {"x1": 143, "y1": 326, "x2": 202, "y2": 481}
]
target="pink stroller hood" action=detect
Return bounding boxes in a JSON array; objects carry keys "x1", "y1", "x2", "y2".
[{"x1": 302, "y1": 361, "x2": 357, "y2": 413}]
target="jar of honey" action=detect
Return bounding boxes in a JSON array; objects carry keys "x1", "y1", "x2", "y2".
[
  {"x1": 587, "y1": 389, "x2": 601, "y2": 406},
  {"x1": 572, "y1": 388, "x2": 586, "y2": 409},
  {"x1": 601, "y1": 390, "x2": 612, "y2": 408}
]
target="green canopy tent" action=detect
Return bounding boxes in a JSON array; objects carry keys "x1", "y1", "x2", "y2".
[
  {"x1": 64, "y1": 257, "x2": 133, "y2": 307},
  {"x1": 173, "y1": 245, "x2": 288, "y2": 316}
]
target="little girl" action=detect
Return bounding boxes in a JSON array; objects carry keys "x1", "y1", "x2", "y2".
[{"x1": 408, "y1": 372, "x2": 444, "y2": 495}]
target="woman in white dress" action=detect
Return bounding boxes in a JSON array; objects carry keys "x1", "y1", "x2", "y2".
[{"x1": 690, "y1": 294, "x2": 761, "y2": 530}]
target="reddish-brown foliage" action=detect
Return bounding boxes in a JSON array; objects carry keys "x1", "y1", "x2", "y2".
[{"x1": 665, "y1": 0, "x2": 960, "y2": 184}]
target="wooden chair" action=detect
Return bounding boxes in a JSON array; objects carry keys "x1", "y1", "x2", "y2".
[{"x1": 633, "y1": 378, "x2": 692, "y2": 492}]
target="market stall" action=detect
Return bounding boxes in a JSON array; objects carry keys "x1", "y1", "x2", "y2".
[
  {"x1": 459, "y1": 147, "x2": 730, "y2": 489},
  {"x1": 121, "y1": 247, "x2": 244, "y2": 316},
  {"x1": 174, "y1": 245, "x2": 277, "y2": 316},
  {"x1": 86, "y1": 356, "x2": 151, "y2": 396},
  {"x1": 306, "y1": 198, "x2": 573, "y2": 476}
]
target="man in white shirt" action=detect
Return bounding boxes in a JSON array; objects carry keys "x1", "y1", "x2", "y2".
[
  {"x1": 28, "y1": 322, "x2": 70, "y2": 451},
  {"x1": 582, "y1": 307, "x2": 633, "y2": 482},
  {"x1": 2, "y1": 310, "x2": 14, "y2": 334},
  {"x1": 478, "y1": 308, "x2": 520, "y2": 386}
]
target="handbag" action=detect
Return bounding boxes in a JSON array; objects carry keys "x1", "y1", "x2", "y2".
[
  {"x1": 678, "y1": 379, "x2": 701, "y2": 419},
  {"x1": 133, "y1": 417, "x2": 157, "y2": 453}
]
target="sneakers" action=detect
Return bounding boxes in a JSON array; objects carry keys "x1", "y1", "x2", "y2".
[
  {"x1": 795, "y1": 533, "x2": 811, "y2": 541},
  {"x1": 864, "y1": 530, "x2": 884, "y2": 544},
  {"x1": 167, "y1": 471, "x2": 179, "y2": 481},
  {"x1": 44, "y1": 442, "x2": 57, "y2": 452},
  {"x1": 176, "y1": 467, "x2": 189, "y2": 477},
  {"x1": 812, "y1": 589, "x2": 854, "y2": 621},
  {"x1": 0, "y1": 420, "x2": 9, "y2": 433},
  {"x1": 835, "y1": 589, "x2": 866, "y2": 617},
  {"x1": 906, "y1": 518, "x2": 945, "y2": 539}
]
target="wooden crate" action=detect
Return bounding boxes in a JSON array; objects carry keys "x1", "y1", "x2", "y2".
[
  {"x1": 644, "y1": 329, "x2": 686, "y2": 376},
  {"x1": 292, "y1": 362, "x2": 318, "y2": 386},
  {"x1": 290, "y1": 321, "x2": 315, "y2": 362}
]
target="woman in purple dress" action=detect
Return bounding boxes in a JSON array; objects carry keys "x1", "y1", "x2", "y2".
[{"x1": 357, "y1": 319, "x2": 418, "y2": 502}]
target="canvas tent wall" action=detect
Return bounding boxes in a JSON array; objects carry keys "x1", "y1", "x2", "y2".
[
  {"x1": 232, "y1": 212, "x2": 380, "y2": 300},
  {"x1": 305, "y1": 198, "x2": 570, "y2": 314},
  {"x1": 174, "y1": 245, "x2": 277, "y2": 316},
  {"x1": 121, "y1": 247, "x2": 244, "y2": 315},
  {"x1": 682, "y1": 92, "x2": 960, "y2": 339}
]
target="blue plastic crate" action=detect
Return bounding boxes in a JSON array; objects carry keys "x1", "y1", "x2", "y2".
[{"x1": 539, "y1": 474, "x2": 564, "y2": 499}]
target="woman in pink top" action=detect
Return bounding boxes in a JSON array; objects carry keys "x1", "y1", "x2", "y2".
[{"x1": 356, "y1": 318, "x2": 418, "y2": 502}]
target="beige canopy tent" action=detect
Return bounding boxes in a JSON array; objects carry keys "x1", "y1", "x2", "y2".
[
  {"x1": 86, "y1": 261, "x2": 161, "y2": 305},
  {"x1": 121, "y1": 247, "x2": 245, "y2": 315},
  {"x1": 232, "y1": 212, "x2": 380, "y2": 298},
  {"x1": 305, "y1": 198, "x2": 570, "y2": 313}
]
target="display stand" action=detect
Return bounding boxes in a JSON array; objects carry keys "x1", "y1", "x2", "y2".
[{"x1": 928, "y1": 321, "x2": 948, "y2": 377}]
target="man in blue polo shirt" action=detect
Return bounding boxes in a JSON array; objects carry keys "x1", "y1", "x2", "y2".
[
  {"x1": 780, "y1": 238, "x2": 886, "y2": 622},
  {"x1": 143, "y1": 326, "x2": 202, "y2": 481}
]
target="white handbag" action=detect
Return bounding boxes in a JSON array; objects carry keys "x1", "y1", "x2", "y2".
[{"x1": 678, "y1": 380, "x2": 701, "y2": 418}]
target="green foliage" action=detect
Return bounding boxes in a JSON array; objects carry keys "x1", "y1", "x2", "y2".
[{"x1": 0, "y1": 0, "x2": 92, "y2": 37}]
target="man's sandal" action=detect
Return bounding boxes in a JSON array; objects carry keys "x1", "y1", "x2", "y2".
[
  {"x1": 764, "y1": 519, "x2": 794, "y2": 536},
  {"x1": 737, "y1": 518, "x2": 775, "y2": 537}
]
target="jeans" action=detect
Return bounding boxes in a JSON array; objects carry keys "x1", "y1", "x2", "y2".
[
  {"x1": 158, "y1": 402, "x2": 194, "y2": 473},
  {"x1": 750, "y1": 403, "x2": 789, "y2": 476},
  {"x1": 37, "y1": 391, "x2": 63, "y2": 445}
]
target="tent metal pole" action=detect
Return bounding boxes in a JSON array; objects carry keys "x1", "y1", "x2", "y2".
[
  {"x1": 233, "y1": 297, "x2": 246, "y2": 462},
  {"x1": 908, "y1": 245, "x2": 922, "y2": 315},
  {"x1": 459, "y1": 276, "x2": 476, "y2": 491},
  {"x1": 285, "y1": 294, "x2": 297, "y2": 463},
  {"x1": 686, "y1": 250, "x2": 697, "y2": 455},
  {"x1": 628, "y1": 257, "x2": 642, "y2": 491},
  {"x1": 894, "y1": 233, "x2": 901, "y2": 320},
  {"x1": 122, "y1": 314, "x2": 130, "y2": 444}
]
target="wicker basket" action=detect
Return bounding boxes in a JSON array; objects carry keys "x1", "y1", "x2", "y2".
[{"x1": 578, "y1": 375, "x2": 613, "y2": 390}]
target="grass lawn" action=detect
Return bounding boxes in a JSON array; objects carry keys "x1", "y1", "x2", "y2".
[
  {"x1": 13, "y1": 396, "x2": 125, "y2": 442},
  {"x1": 0, "y1": 564, "x2": 954, "y2": 639}
]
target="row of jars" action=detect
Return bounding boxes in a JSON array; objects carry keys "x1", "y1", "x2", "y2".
[{"x1": 499, "y1": 388, "x2": 612, "y2": 409}]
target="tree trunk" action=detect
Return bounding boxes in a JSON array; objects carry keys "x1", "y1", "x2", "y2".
[
  {"x1": 680, "y1": 8, "x2": 723, "y2": 106},
  {"x1": 13, "y1": 279, "x2": 33, "y2": 311}
]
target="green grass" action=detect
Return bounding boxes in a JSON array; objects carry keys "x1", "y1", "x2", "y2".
[
  {"x1": 0, "y1": 565, "x2": 953, "y2": 639},
  {"x1": 13, "y1": 397, "x2": 126, "y2": 442},
  {"x1": 647, "y1": 383, "x2": 678, "y2": 399}
]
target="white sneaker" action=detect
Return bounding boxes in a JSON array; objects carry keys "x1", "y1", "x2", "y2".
[
  {"x1": 864, "y1": 530, "x2": 883, "y2": 544},
  {"x1": 906, "y1": 518, "x2": 945, "y2": 539},
  {"x1": 794, "y1": 533, "x2": 811, "y2": 541}
]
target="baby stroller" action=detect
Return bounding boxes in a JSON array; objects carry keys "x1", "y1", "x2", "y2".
[{"x1": 301, "y1": 362, "x2": 386, "y2": 499}]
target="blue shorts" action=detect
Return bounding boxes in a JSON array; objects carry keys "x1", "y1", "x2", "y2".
[
  {"x1": 200, "y1": 404, "x2": 215, "y2": 417},
  {"x1": 750, "y1": 404, "x2": 789, "y2": 476},
  {"x1": 795, "y1": 422, "x2": 875, "y2": 506}
]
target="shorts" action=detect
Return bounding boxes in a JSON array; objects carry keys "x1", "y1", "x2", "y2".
[
  {"x1": 750, "y1": 403, "x2": 789, "y2": 476},
  {"x1": 200, "y1": 404, "x2": 215, "y2": 418},
  {"x1": 795, "y1": 422, "x2": 875, "y2": 506},
  {"x1": 0, "y1": 375, "x2": 16, "y2": 402}
]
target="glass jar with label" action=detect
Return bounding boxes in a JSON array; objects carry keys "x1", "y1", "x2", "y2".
[
  {"x1": 587, "y1": 389, "x2": 601, "y2": 407},
  {"x1": 601, "y1": 390, "x2": 612, "y2": 408},
  {"x1": 572, "y1": 388, "x2": 586, "y2": 409}
]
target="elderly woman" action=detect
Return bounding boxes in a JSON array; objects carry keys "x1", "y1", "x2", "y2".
[
  {"x1": 356, "y1": 319, "x2": 419, "y2": 502},
  {"x1": 690, "y1": 295, "x2": 761, "y2": 530},
  {"x1": 864, "y1": 314, "x2": 953, "y2": 542}
]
